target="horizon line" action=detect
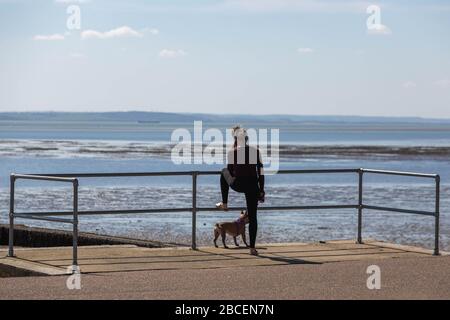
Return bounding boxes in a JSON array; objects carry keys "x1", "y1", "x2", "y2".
[{"x1": 0, "y1": 110, "x2": 450, "y2": 121}]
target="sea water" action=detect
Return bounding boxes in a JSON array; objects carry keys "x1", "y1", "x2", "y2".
[{"x1": 0, "y1": 120, "x2": 448, "y2": 250}]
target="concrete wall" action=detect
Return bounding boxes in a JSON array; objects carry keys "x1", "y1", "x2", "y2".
[{"x1": 0, "y1": 224, "x2": 171, "y2": 248}]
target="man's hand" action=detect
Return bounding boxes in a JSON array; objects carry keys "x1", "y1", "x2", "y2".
[{"x1": 258, "y1": 191, "x2": 265, "y2": 203}]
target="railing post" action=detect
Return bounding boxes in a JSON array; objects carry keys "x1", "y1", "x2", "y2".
[
  {"x1": 192, "y1": 172, "x2": 198, "y2": 250},
  {"x1": 72, "y1": 179, "x2": 79, "y2": 268},
  {"x1": 8, "y1": 174, "x2": 16, "y2": 257},
  {"x1": 357, "y1": 169, "x2": 363, "y2": 244},
  {"x1": 434, "y1": 175, "x2": 440, "y2": 256}
]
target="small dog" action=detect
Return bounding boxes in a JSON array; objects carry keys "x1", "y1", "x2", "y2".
[{"x1": 214, "y1": 210, "x2": 250, "y2": 248}]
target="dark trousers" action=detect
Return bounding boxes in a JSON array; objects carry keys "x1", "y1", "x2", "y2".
[{"x1": 220, "y1": 173, "x2": 259, "y2": 248}]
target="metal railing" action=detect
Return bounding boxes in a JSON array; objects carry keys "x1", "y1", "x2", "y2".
[{"x1": 7, "y1": 168, "x2": 441, "y2": 269}]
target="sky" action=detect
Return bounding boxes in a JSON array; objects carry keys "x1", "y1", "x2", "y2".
[{"x1": 0, "y1": 0, "x2": 449, "y2": 118}]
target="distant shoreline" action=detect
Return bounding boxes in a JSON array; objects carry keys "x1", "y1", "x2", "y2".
[{"x1": 1, "y1": 111, "x2": 450, "y2": 124}]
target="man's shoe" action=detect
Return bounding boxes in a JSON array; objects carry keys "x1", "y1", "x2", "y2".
[{"x1": 215, "y1": 202, "x2": 229, "y2": 211}]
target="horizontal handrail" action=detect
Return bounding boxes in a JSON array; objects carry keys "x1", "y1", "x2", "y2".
[
  {"x1": 22, "y1": 168, "x2": 360, "y2": 178},
  {"x1": 363, "y1": 205, "x2": 436, "y2": 216},
  {"x1": 15, "y1": 205, "x2": 360, "y2": 217},
  {"x1": 361, "y1": 169, "x2": 439, "y2": 179},
  {"x1": 16, "y1": 168, "x2": 440, "y2": 179},
  {"x1": 12, "y1": 174, "x2": 77, "y2": 183},
  {"x1": 24, "y1": 171, "x2": 200, "y2": 178},
  {"x1": 13, "y1": 213, "x2": 74, "y2": 224}
]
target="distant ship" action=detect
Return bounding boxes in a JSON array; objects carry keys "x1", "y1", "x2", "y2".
[{"x1": 137, "y1": 120, "x2": 161, "y2": 124}]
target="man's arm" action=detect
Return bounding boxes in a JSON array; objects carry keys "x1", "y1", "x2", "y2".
[{"x1": 257, "y1": 149, "x2": 265, "y2": 192}]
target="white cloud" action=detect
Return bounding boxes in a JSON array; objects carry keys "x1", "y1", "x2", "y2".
[
  {"x1": 297, "y1": 47, "x2": 314, "y2": 54},
  {"x1": 33, "y1": 34, "x2": 65, "y2": 41},
  {"x1": 433, "y1": 79, "x2": 450, "y2": 89},
  {"x1": 159, "y1": 49, "x2": 187, "y2": 58},
  {"x1": 402, "y1": 81, "x2": 417, "y2": 89},
  {"x1": 81, "y1": 26, "x2": 143, "y2": 40},
  {"x1": 367, "y1": 24, "x2": 392, "y2": 35}
]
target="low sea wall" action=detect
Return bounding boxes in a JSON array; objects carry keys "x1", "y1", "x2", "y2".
[{"x1": 0, "y1": 224, "x2": 174, "y2": 249}]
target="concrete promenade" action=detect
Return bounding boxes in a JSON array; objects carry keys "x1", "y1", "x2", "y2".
[{"x1": 1, "y1": 240, "x2": 449, "y2": 299}]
